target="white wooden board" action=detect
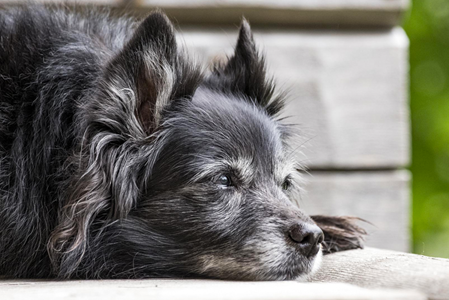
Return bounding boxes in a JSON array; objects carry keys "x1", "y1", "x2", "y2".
[
  {"x1": 181, "y1": 28, "x2": 410, "y2": 169},
  {"x1": 303, "y1": 170, "x2": 410, "y2": 252},
  {"x1": 0, "y1": 279, "x2": 425, "y2": 300}
]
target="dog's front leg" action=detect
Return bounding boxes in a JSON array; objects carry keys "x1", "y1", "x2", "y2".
[{"x1": 311, "y1": 215, "x2": 367, "y2": 254}]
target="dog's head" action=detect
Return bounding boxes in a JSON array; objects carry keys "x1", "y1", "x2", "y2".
[{"x1": 50, "y1": 12, "x2": 323, "y2": 280}]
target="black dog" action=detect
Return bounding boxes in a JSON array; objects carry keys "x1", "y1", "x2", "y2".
[{"x1": 0, "y1": 7, "x2": 365, "y2": 280}]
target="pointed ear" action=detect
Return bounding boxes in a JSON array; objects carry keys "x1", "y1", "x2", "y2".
[
  {"x1": 231, "y1": 19, "x2": 258, "y2": 68},
  {"x1": 101, "y1": 11, "x2": 201, "y2": 135},
  {"x1": 206, "y1": 19, "x2": 284, "y2": 116}
]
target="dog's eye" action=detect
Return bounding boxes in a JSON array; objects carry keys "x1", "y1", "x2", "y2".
[
  {"x1": 282, "y1": 178, "x2": 291, "y2": 191},
  {"x1": 216, "y1": 175, "x2": 233, "y2": 187}
]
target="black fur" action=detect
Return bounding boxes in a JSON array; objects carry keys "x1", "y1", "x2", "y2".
[
  {"x1": 310, "y1": 216, "x2": 366, "y2": 254},
  {"x1": 0, "y1": 7, "x2": 364, "y2": 280}
]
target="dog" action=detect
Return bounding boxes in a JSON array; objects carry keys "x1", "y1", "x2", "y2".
[{"x1": 0, "y1": 6, "x2": 365, "y2": 280}]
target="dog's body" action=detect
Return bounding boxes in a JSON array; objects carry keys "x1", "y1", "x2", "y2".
[{"x1": 0, "y1": 7, "x2": 364, "y2": 280}]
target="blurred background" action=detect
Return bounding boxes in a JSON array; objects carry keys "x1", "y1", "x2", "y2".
[{"x1": 404, "y1": 0, "x2": 449, "y2": 258}]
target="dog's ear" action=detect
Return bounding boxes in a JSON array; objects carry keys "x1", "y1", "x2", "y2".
[
  {"x1": 100, "y1": 11, "x2": 201, "y2": 135},
  {"x1": 48, "y1": 12, "x2": 202, "y2": 278},
  {"x1": 205, "y1": 19, "x2": 284, "y2": 116}
]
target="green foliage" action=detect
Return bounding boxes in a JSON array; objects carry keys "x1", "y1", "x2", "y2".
[{"x1": 403, "y1": 0, "x2": 449, "y2": 258}]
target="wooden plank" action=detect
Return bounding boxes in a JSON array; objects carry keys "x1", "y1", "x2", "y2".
[
  {"x1": 301, "y1": 170, "x2": 410, "y2": 252},
  {"x1": 181, "y1": 28, "x2": 409, "y2": 168},
  {"x1": 139, "y1": 0, "x2": 409, "y2": 10},
  {"x1": 0, "y1": 279, "x2": 426, "y2": 300},
  {"x1": 311, "y1": 248, "x2": 449, "y2": 300},
  {"x1": 134, "y1": 0, "x2": 409, "y2": 27},
  {"x1": 0, "y1": 0, "x2": 409, "y2": 27}
]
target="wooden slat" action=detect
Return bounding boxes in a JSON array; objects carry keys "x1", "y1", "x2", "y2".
[
  {"x1": 140, "y1": 0, "x2": 409, "y2": 10},
  {"x1": 0, "y1": 279, "x2": 426, "y2": 300},
  {"x1": 0, "y1": 0, "x2": 409, "y2": 27},
  {"x1": 181, "y1": 28, "x2": 409, "y2": 169},
  {"x1": 133, "y1": 0, "x2": 409, "y2": 27},
  {"x1": 311, "y1": 248, "x2": 449, "y2": 300},
  {"x1": 302, "y1": 170, "x2": 410, "y2": 252}
]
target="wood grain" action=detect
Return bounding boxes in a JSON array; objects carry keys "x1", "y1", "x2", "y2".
[
  {"x1": 311, "y1": 247, "x2": 449, "y2": 300},
  {"x1": 0, "y1": 279, "x2": 425, "y2": 300}
]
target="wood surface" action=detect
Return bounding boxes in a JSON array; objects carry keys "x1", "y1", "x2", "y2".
[
  {"x1": 311, "y1": 247, "x2": 449, "y2": 300},
  {"x1": 134, "y1": 0, "x2": 409, "y2": 27},
  {"x1": 0, "y1": 0, "x2": 409, "y2": 27},
  {"x1": 0, "y1": 279, "x2": 425, "y2": 300}
]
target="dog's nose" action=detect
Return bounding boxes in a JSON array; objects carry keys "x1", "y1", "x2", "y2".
[{"x1": 288, "y1": 223, "x2": 324, "y2": 257}]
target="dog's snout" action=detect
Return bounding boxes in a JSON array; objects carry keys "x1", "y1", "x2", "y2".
[{"x1": 288, "y1": 223, "x2": 324, "y2": 257}]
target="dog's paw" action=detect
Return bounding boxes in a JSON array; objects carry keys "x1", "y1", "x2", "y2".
[{"x1": 311, "y1": 215, "x2": 367, "y2": 254}]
